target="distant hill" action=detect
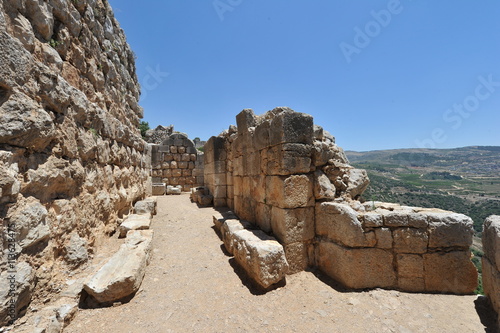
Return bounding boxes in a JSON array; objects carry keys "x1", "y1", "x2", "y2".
[{"x1": 345, "y1": 146, "x2": 500, "y2": 235}]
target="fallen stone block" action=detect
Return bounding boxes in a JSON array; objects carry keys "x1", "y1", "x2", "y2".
[
  {"x1": 118, "y1": 214, "x2": 151, "y2": 238},
  {"x1": 133, "y1": 197, "x2": 157, "y2": 216},
  {"x1": 151, "y1": 183, "x2": 165, "y2": 195},
  {"x1": 166, "y1": 185, "x2": 182, "y2": 195},
  {"x1": 231, "y1": 229, "x2": 289, "y2": 288},
  {"x1": 221, "y1": 219, "x2": 253, "y2": 254},
  {"x1": 84, "y1": 230, "x2": 153, "y2": 304},
  {"x1": 213, "y1": 212, "x2": 225, "y2": 231},
  {"x1": 198, "y1": 194, "x2": 213, "y2": 206}
]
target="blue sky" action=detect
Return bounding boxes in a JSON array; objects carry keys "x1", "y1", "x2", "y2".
[{"x1": 108, "y1": 0, "x2": 500, "y2": 151}]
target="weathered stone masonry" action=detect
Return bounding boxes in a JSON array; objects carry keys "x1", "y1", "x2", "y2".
[
  {"x1": 204, "y1": 107, "x2": 478, "y2": 293},
  {"x1": 482, "y1": 215, "x2": 500, "y2": 327},
  {"x1": 149, "y1": 132, "x2": 204, "y2": 195},
  {"x1": 0, "y1": 0, "x2": 147, "y2": 325}
]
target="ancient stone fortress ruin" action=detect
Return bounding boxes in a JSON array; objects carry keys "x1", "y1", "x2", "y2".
[
  {"x1": 206, "y1": 108, "x2": 478, "y2": 293},
  {"x1": 0, "y1": 0, "x2": 499, "y2": 330}
]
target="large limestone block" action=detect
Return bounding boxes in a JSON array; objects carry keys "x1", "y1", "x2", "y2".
[
  {"x1": 0, "y1": 90, "x2": 56, "y2": 151},
  {"x1": 231, "y1": 229, "x2": 289, "y2": 288},
  {"x1": 255, "y1": 202, "x2": 272, "y2": 233},
  {"x1": 25, "y1": 0, "x2": 54, "y2": 40},
  {"x1": 269, "y1": 110, "x2": 314, "y2": 145},
  {"x1": 242, "y1": 151, "x2": 260, "y2": 176},
  {"x1": 233, "y1": 195, "x2": 256, "y2": 222},
  {"x1": 253, "y1": 119, "x2": 270, "y2": 150},
  {"x1": 482, "y1": 258, "x2": 500, "y2": 316},
  {"x1": 266, "y1": 175, "x2": 314, "y2": 209},
  {"x1": 118, "y1": 214, "x2": 151, "y2": 238},
  {"x1": 317, "y1": 242, "x2": 396, "y2": 289},
  {"x1": 393, "y1": 228, "x2": 428, "y2": 254},
  {"x1": 271, "y1": 207, "x2": 315, "y2": 244},
  {"x1": 84, "y1": 230, "x2": 153, "y2": 304},
  {"x1": 397, "y1": 254, "x2": 424, "y2": 278},
  {"x1": 345, "y1": 168, "x2": 370, "y2": 199},
  {"x1": 482, "y1": 215, "x2": 500, "y2": 271},
  {"x1": 423, "y1": 251, "x2": 477, "y2": 294},
  {"x1": 312, "y1": 141, "x2": 334, "y2": 167},
  {"x1": 7, "y1": 196, "x2": 50, "y2": 250},
  {"x1": 284, "y1": 242, "x2": 310, "y2": 274},
  {"x1": 236, "y1": 108, "x2": 256, "y2": 134},
  {"x1": 64, "y1": 233, "x2": 89, "y2": 267},
  {"x1": 377, "y1": 208, "x2": 428, "y2": 228},
  {"x1": 315, "y1": 202, "x2": 375, "y2": 248},
  {"x1": 249, "y1": 176, "x2": 266, "y2": 204},
  {"x1": 151, "y1": 183, "x2": 165, "y2": 195},
  {"x1": 133, "y1": 198, "x2": 157, "y2": 216},
  {"x1": 397, "y1": 254, "x2": 426, "y2": 292},
  {"x1": 427, "y1": 213, "x2": 474, "y2": 249},
  {"x1": 361, "y1": 212, "x2": 383, "y2": 227},
  {"x1": 374, "y1": 227, "x2": 393, "y2": 249},
  {"x1": 313, "y1": 170, "x2": 336, "y2": 200},
  {"x1": 0, "y1": 262, "x2": 35, "y2": 326},
  {"x1": 166, "y1": 185, "x2": 182, "y2": 195},
  {"x1": 265, "y1": 143, "x2": 312, "y2": 175},
  {"x1": 221, "y1": 219, "x2": 253, "y2": 255}
]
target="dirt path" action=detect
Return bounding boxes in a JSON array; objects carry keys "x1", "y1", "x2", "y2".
[{"x1": 65, "y1": 194, "x2": 495, "y2": 333}]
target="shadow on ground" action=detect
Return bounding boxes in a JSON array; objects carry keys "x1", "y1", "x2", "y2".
[{"x1": 474, "y1": 295, "x2": 499, "y2": 332}]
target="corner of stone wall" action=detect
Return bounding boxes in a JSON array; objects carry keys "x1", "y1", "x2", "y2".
[
  {"x1": 482, "y1": 215, "x2": 500, "y2": 325},
  {"x1": 203, "y1": 106, "x2": 478, "y2": 295}
]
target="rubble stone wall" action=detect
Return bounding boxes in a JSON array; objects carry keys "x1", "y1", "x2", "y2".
[
  {"x1": 204, "y1": 107, "x2": 477, "y2": 293},
  {"x1": 150, "y1": 133, "x2": 204, "y2": 193},
  {"x1": 0, "y1": 0, "x2": 147, "y2": 326},
  {"x1": 482, "y1": 215, "x2": 500, "y2": 326}
]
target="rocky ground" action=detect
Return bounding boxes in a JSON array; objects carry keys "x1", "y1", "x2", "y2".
[{"x1": 62, "y1": 194, "x2": 496, "y2": 333}]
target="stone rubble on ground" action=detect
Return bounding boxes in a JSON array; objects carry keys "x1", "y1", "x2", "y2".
[
  {"x1": 216, "y1": 214, "x2": 289, "y2": 289},
  {"x1": 190, "y1": 186, "x2": 214, "y2": 206},
  {"x1": 84, "y1": 229, "x2": 154, "y2": 304}
]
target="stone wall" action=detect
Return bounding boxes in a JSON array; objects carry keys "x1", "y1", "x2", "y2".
[
  {"x1": 150, "y1": 132, "x2": 204, "y2": 194},
  {"x1": 482, "y1": 215, "x2": 500, "y2": 326},
  {"x1": 316, "y1": 201, "x2": 477, "y2": 293},
  {"x1": 0, "y1": 0, "x2": 147, "y2": 326},
  {"x1": 204, "y1": 107, "x2": 477, "y2": 293}
]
